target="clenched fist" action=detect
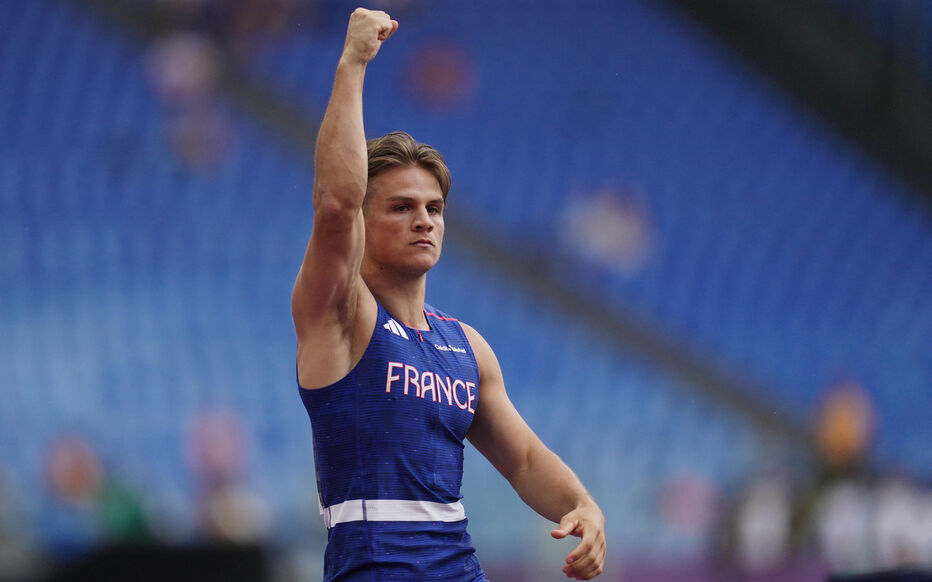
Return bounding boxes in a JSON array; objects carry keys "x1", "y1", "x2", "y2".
[{"x1": 342, "y1": 8, "x2": 398, "y2": 64}]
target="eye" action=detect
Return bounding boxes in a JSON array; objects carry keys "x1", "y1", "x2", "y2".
[
  {"x1": 428, "y1": 206, "x2": 440, "y2": 214},
  {"x1": 394, "y1": 204, "x2": 409, "y2": 212}
]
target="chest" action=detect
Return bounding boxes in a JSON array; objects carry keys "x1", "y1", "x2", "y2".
[{"x1": 360, "y1": 324, "x2": 479, "y2": 441}]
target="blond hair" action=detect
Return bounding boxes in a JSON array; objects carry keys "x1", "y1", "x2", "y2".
[{"x1": 365, "y1": 131, "x2": 452, "y2": 202}]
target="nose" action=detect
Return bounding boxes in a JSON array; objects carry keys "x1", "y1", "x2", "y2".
[{"x1": 412, "y1": 207, "x2": 434, "y2": 232}]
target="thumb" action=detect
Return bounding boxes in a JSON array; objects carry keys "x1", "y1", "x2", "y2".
[
  {"x1": 378, "y1": 20, "x2": 399, "y2": 41},
  {"x1": 551, "y1": 517, "x2": 578, "y2": 539}
]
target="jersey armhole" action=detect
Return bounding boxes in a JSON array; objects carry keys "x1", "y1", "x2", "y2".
[{"x1": 297, "y1": 302, "x2": 384, "y2": 391}]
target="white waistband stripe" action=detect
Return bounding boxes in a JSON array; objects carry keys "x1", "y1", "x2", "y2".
[{"x1": 323, "y1": 499, "x2": 465, "y2": 528}]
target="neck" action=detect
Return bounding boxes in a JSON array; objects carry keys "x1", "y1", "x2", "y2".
[{"x1": 361, "y1": 265, "x2": 430, "y2": 330}]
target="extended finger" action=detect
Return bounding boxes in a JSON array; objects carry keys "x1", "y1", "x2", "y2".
[
  {"x1": 564, "y1": 530, "x2": 605, "y2": 578},
  {"x1": 565, "y1": 529, "x2": 597, "y2": 563},
  {"x1": 564, "y1": 544, "x2": 605, "y2": 580},
  {"x1": 567, "y1": 545, "x2": 590, "y2": 566},
  {"x1": 563, "y1": 543, "x2": 595, "y2": 576},
  {"x1": 563, "y1": 547, "x2": 595, "y2": 576}
]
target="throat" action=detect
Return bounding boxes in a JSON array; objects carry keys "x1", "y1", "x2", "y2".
[
  {"x1": 391, "y1": 308, "x2": 431, "y2": 331},
  {"x1": 371, "y1": 293, "x2": 431, "y2": 331},
  {"x1": 364, "y1": 272, "x2": 430, "y2": 331}
]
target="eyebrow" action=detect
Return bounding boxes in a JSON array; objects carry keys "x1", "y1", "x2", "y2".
[{"x1": 385, "y1": 195, "x2": 445, "y2": 206}]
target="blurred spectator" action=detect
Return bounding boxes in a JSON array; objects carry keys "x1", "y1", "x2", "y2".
[
  {"x1": 0, "y1": 465, "x2": 37, "y2": 579},
  {"x1": 562, "y1": 185, "x2": 655, "y2": 277},
  {"x1": 155, "y1": 0, "x2": 303, "y2": 62},
  {"x1": 732, "y1": 472, "x2": 794, "y2": 575},
  {"x1": 814, "y1": 380, "x2": 874, "y2": 475},
  {"x1": 95, "y1": 477, "x2": 153, "y2": 545},
  {"x1": 659, "y1": 472, "x2": 721, "y2": 545},
  {"x1": 40, "y1": 435, "x2": 104, "y2": 557},
  {"x1": 916, "y1": 487, "x2": 932, "y2": 568},
  {"x1": 873, "y1": 475, "x2": 923, "y2": 569},
  {"x1": 221, "y1": 0, "x2": 299, "y2": 62},
  {"x1": 150, "y1": 32, "x2": 221, "y2": 108},
  {"x1": 187, "y1": 410, "x2": 268, "y2": 543},
  {"x1": 404, "y1": 40, "x2": 476, "y2": 110},
  {"x1": 39, "y1": 435, "x2": 152, "y2": 559},
  {"x1": 149, "y1": 32, "x2": 232, "y2": 169},
  {"x1": 802, "y1": 380, "x2": 879, "y2": 574},
  {"x1": 813, "y1": 478, "x2": 874, "y2": 573},
  {"x1": 715, "y1": 380, "x2": 921, "y2": 578}
]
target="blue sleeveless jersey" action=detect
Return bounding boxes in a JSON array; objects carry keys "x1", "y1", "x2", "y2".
[{"x1": 299, "y1": 302, "x2": 486, "y2": 582}]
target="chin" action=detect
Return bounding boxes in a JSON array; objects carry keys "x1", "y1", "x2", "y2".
[
  {"x1": 410, "y1": 260, "x2": 439, "y2": 274},
  {"x1": 399, "y1": 256, "x2": 440, "y2": 275}
]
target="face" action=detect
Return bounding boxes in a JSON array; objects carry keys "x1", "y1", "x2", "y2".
[{"x1": 363, "y1": 165, "x2": 445, "y2": 276}]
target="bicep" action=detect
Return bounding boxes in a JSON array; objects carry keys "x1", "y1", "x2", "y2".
[{"x1": 292, "y1": 197, "x2": 366, "y2": 337}]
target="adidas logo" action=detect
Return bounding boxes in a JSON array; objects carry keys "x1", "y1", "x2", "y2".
[{"x1": 383, "y1": 319, "x2": 409, "y2": 340}]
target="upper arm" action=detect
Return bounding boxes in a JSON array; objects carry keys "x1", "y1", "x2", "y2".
[
  {"x1": 291, "y1": 193, "x2": 366, "y2": 339},
  {"x1": 292, "y1": 57, "x2": 369, "y2": 342},
  {"x1": 292, "y1": 190, "x2": 377, "y2": 390},
  {"x1": 462, "y1": 323, "x2": 545, "y2": 482},
  {"x1": 292, "y1": 48, "x2": 374, "y2": 389}
]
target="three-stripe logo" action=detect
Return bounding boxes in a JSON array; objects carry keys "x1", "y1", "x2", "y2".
[{"x1": 383, "y1": 319, "x2": 409, "y2": 340}]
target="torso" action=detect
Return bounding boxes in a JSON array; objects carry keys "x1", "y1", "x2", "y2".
[{"x1": 298, "y1": 301, "x2": 485, "y2": 582}]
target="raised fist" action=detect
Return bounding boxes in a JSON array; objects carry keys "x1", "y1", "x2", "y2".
[{"x1": 343, "y1": 8, "x2": 398, "y2": 64}]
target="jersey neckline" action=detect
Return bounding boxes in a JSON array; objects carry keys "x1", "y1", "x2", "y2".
[{"x1": 383, "y1": 303, "x2": 458, "y2": 334}]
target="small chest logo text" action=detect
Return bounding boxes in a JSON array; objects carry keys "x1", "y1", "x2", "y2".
[{"x1": 434, "y1": 344, "x2": 466, "y2": 354}]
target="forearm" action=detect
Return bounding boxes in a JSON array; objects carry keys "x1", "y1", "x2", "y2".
[
  {"x1": 465, "y1": 322, "x2": 607, "y2": 578},
  {"x1": 508, "y1": 445, "x2": 599, "y2": 524},
  {"x1": 313, "y1": 57, "x2": 368, "y2": 211},
  {"x1": 312, "y1": 8, "x2": 396, "y2": 211}
]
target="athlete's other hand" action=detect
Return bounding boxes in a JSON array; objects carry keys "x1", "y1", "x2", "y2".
[
  {"x1": 342, "y1": 7, "x2": 398, "y2": 64},
  {"x1": 551, "y1": 504, "x2": 606, "y2": 579}
]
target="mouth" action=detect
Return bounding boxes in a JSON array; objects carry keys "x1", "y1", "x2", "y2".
[{"x1": 411, "y1": 239, "x2": 434, "y2": 247}]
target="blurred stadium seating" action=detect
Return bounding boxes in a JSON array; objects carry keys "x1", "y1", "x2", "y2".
[
  {"x1": 248, "y1": 0, "x2": 932, "y2": 474},
  {"x1": 1, "y1": 0, "x2": 930, "y2": 581}
]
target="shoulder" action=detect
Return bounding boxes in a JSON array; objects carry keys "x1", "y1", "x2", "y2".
[
  {"x1": 422, "y1": 304, "x2": 502, "y2": 378},
  {"x1": 458, "y1": 321, "x2": 503, "y2": 382},
  {"x1": 457, "y1": 321, "x2": 484, "y2": 351}
]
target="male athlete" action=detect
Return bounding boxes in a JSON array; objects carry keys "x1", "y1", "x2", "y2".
[{"x1": 293, "y1": 8, "x2": 606, "y2": 581}]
